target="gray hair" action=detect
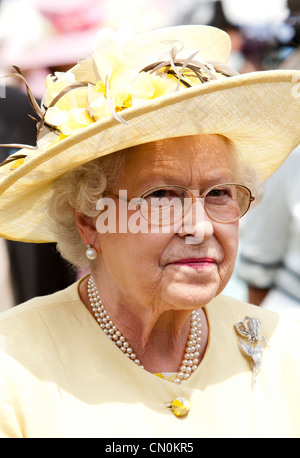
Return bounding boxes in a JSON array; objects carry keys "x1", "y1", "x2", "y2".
[
  {"x1": 48, "y1": 136, "x2": 262, "y2": 269},
  {"x1": 48, "y1": 150, "x2": 127, "y2": 269}
]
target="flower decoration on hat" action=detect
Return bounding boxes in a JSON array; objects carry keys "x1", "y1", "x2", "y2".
[{"x1": 0, "y1": 27, "x2": 237, "y2": 171}]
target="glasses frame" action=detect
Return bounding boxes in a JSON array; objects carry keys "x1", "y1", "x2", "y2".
[{"x1": 109, "y1": 183, "x2": 255, "y2": 224}]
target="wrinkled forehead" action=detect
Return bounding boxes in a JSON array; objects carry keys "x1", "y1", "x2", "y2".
[{"x1": 121, "y1": 135, "x2": 236, "y2": 190}]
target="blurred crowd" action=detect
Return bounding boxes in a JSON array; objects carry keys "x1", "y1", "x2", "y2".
[{"x1": 0, "y1": 0, "x2": 299, "y2": 316}]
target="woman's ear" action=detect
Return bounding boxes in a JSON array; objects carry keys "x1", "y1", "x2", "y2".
[{"x1": 73, "y1": 210, "x2": 100, "y2": 253}]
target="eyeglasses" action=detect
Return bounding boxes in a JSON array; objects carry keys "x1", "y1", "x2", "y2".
[{"x1": 110, "y1": 183, "x2": 255, "y2": 226}]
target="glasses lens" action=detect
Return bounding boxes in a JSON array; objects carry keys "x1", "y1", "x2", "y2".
[
  {"x1": 204, "y1": 184, "x2": 251, "y2": 222},
  {"x1": 139, "y1": 184, "x2": 252, "y2": 226},
  {"x1": 140, "y1": 186, "x2": 190, "y2": 225}
]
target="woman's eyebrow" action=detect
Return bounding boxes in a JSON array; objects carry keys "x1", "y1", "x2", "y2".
[{"x1": 135, "y1": 174, "x2": 187, "y2": 191}]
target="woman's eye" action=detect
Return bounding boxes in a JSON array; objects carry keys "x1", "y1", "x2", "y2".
[
  {"x1": 206, "y1": 187, "x2": 232, "y2": 200},
  {"x1": 145, "y1": 188, "x2": 184, "y2": 200},
  {"x1": 149, "y1": 190, "x2": 169, "y2": 199},
  {"x1": 209, "y1": 189, "x2": 229, "y2": 196}
]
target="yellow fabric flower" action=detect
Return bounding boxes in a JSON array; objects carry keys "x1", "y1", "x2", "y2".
[
  {"x1": 114, "y1": 92, "x2": 132, "y2": 112},
  {"x1": 43, "y1": 71, "x2": 77, "y2": 107},
  {"x1": 42, "y1": 29, "x2": 177, "y2": 137},
  {"x1": 133, "y1": 72, "x2": 172, "y2": 100},
  {"x1": 93, "y1": 80, "x2": 106, "y2": 96},
  {"x1": 42, "y1": 28, "x2": 223, "y2": 147},
  {"x1": 61, "y1": 109, "x2": 94, "y2": 136},
  {"x1": 45, "y1": 106, "x2": 93, "y2": 137}
]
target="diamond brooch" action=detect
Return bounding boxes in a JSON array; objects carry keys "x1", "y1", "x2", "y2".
[{"x1": 235, "y1": 316, "x2": 267, "y2": 387}]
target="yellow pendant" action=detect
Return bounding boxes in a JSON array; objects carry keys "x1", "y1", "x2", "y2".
[{"x1": 170, "y1": 397, "x2": 190, "y2": 417}]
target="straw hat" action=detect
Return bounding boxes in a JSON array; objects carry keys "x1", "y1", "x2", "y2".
[{"x1": 0, "y1": 24, "x2": 300, "y2": 243}]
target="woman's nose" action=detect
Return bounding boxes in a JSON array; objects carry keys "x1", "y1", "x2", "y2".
[{"x1": 176, "y1": 197, "x2": 214, "y2": 243}]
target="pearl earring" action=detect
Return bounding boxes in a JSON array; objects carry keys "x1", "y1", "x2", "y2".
[{"x1": 86, "y1": 244, "x2": 98, "y2": 260}]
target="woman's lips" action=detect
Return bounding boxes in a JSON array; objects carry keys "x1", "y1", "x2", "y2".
[{"x1": 171, "y1": 258, "x2": 216, "y2": 268}]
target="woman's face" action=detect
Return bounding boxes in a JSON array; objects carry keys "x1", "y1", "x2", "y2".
[{"x1": 94, "y1": 135, "x2": 239, "y2": 313}]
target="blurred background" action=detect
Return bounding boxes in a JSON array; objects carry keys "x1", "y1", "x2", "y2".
[{"x1": 0, "y1": 0, "x2": 300, "y2": 313}]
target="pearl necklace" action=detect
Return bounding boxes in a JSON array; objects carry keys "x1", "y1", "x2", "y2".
[{"x1": 87, "y1": 276, "x2": 202, "y2": 384}]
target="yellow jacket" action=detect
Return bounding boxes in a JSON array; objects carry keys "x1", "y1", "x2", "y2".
[{"x1": 0, "y1": 279, "x2": 299, "y2": 438}]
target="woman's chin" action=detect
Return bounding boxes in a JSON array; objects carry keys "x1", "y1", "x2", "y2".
[{"x1": 163, "y1": 281, "x2": 221, "y2": 309}]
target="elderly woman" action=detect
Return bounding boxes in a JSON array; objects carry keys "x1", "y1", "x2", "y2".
[{"x1": 0, "y1": 25, "x2": 300, "y2": 438}]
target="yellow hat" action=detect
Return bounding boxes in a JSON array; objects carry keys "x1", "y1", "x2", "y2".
[{"x1": 0, "y1": 25, "x2": 300, "y2": 243}]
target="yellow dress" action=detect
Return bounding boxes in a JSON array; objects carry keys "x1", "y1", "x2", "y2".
[{"x1": 0, "y1": 279, "x2": 299, "y2": 438}]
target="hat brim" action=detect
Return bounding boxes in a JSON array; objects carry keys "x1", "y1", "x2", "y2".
[{"x1": 0, "y1": 69, "x2": 300, "y2": 243}]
